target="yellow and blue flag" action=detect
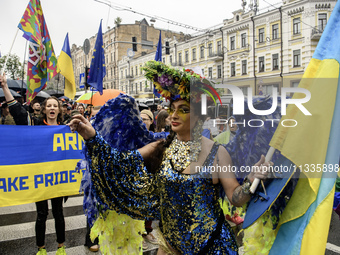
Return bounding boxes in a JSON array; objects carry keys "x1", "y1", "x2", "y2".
[
  {"x1": 87, "y1": 20, "x2": 106, "y2": 95},
  {"x1": 268, "y1": 1, "x2": 340, "y2": 254},
  {"x1": 0, "y1": 125, "x2": 83, "y2": 207},
  {"x1": 58, "y1": 33, "x2": 76, "y2": 100}
]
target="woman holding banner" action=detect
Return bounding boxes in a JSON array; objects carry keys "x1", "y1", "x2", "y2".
[
  {"x1": 0, "y1": 74, "x2": 67, "y2": 255},
  {"x1": 67, "y1": 61, "x2": 271, "y2": 254}
]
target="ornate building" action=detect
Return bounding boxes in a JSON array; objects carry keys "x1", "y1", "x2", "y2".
[
  {"x1": 73, "y1": 0, "x2": 336, "y2": 101},
  {"x1": 71, "y1": 19, "x2": 186, "y2": 91}
]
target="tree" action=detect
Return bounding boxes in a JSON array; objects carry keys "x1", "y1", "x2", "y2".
[
  {"x1": 114, "y1": 17, "x2": 122, "y2": 27},
  {"x1": 0, "y1": 54, "x2": 24, "y2": 80}
]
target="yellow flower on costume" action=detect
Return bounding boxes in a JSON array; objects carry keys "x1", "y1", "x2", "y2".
[
  {"x1": 162, "y1": 90, "x2": 171, "y2": 98},
  {"x1": 178, "y1": 84, "x2": 187, "y2": 95},
  {"x1": 154, "y1": 82, "x2": 162, "y2": 91}
]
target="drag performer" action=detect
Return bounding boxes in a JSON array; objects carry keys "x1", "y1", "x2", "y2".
[{"x1": 68, "y1": 61, "x2": 270, "y2": 254}]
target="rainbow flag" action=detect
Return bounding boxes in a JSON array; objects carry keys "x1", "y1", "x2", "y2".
[
  {"x1": 18, "y1": 0, "x2": 58, "y2": 104},
  {"x1": 268, "y1": 1, "x2": 340, "y2": 254},
  {"x1": 58, "y1": 33, "x2": 76, "y2": 99}
]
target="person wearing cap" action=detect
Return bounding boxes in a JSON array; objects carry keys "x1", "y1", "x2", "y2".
[{"x1": 140, "y1": 109, "x2": 155, "y2": 132}]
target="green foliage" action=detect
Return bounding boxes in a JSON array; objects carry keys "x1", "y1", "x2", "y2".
[{"x1": 0, "y1": 54, "x2": 24, "y2": 80}]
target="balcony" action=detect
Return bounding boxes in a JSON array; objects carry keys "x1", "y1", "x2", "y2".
[
  {"x1": 207, "y1": 51, "x2": 223, "y2": 61},
  {"x1": 311, "y1": 26, "x2": 325, "y2": 40},
  {"x1": 126, "y1": 74, "x2": 134, "y2": 80}
]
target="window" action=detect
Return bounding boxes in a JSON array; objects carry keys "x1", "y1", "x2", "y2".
[
  {"x1": 121, "y1": 70, "x2": 123, "y2": 78},
  {"x1": 208, "y1": 43, "x2": 213, "y2": 56},
  {"x1": 293, "y1": 49, "x2": 301, "y2": 67},
  {"x1": 272, "y1": 53, "x2": 279, "y2": 70},
  {"x1": 135, "y1": 66, "x2": 138, "y2": 76},
  {"x1": 241, "y1": 33, "x2": 246, "y2": 47},
  {"x1": 318, "y1": 13, "x2": 327, "y2": 31},
  {"x1": 272, "y1": 24, "x2": 279, "y2": 40},
  {"x1": 185, "y1": 50, "x2": 189, "y2": 62},
  {"x1": 162, "y1": 57, "x2": 165, "y2": 63},
  {"x1": 217, "y1": 41, "x2": 222, "y2": 54},
  {"x1": 140, "y1": 82, "x2": 142, "y2": 92},
  {"x1": 200, "y1": 46, "x2": 205, "y2": 58},
  {"x1": 217, "y1": 65, "x2": 222, "y2": 78},
  {"x1": 170, "y1": 55, "x2": 173, "y2": 64},
  {"x1": 293, "y1": 18, "x2": 301, "y2": 34},
  {"x1": 240, "y1": 86, "x2": 248, "y2": 96},
  {"x1": 202, "y1": 69, "x2": 204, "y2": 75},
  {"x1": 259, "y1": 28, "x2": 264, "y2": 43},
  {"x1": 208, "y1": 67, "x2": 212, "y2": 78},
  {"x1": 192, "y1": 48, "x2": 196, "y2": 60},
  {"x1": 178, "y1": 53, "x2": 182, "y2": 65},
  {"x1": 259, "y1": 57, "x2": 265, "y2": 72},
  {"x1": 141, "y1": 25, "x2": 147, "y2": 40},
  {"x1": 242, "y1": 60, "x2": 247, "y2": 75},
  {"x1": 262, "y1": 84, "x2": 279, "y2": 95},
  {"x1": 131, "y1": 68, "x2": 133, "y2": 77},
  {"x1": 231, "y1": 62, "x2": 236, "y2": 77},
  {"x1": 230, "y1": 36, "x2": 235, "y2": 50}
]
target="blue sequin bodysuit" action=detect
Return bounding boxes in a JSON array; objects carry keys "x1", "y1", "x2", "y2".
[{"x1": 86, "y1": 133, "x2": 238, "y2": 255}]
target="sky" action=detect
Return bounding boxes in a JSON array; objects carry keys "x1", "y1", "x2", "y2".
[{"x1": 0, "y1": 0, "x2": 280, "y2": 62}]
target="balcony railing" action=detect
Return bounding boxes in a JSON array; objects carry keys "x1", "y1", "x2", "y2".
[{"x1": 311, "y1": 26, "x2": 325, "y2": 40}]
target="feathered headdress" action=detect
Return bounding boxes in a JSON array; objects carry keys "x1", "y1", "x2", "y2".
[{"x1": 142, "y1": 61, "x2": 222, "y2": 105}]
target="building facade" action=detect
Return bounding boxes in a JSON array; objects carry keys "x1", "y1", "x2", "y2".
[
  {"x1": 71, "y1": 19, "x2": 186, "y2": 91},
  {"x1": 72, "y1": 0, "x2": 336, "y2": 101}
]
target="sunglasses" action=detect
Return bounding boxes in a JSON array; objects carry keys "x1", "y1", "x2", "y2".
[{"x1": 167, "y1": 108, "x2": 190, "y2": 115}]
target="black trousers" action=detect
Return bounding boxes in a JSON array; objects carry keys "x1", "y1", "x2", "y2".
[
  {"x1": 35, "y1": 197, "x2": 65, "y2": 247},
  {"x1": 85, "y1": 221, "x2": 98, "y2": 247}
]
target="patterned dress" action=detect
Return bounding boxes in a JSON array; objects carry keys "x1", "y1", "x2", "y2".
[{"x1": 86, "y1": 134, "x2": 238, "y2": 255}]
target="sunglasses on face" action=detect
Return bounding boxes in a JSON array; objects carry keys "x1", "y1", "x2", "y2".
[{"x1": 167, "y1": 107, "x2": 190, "y2": 115}]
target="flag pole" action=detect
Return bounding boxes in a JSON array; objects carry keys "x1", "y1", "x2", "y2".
[
  {"x1": 249, "y1": 146, "x2": 275, "y2": 194},
  {"x1": 0, "y1": 28, "x2": 19, "y2": 75}
]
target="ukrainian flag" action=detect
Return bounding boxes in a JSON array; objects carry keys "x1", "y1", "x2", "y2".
[
  {"x1": 58, "y1": 33, "x2": 76, "y2": 99},
  {"x1": 268, "y1": 1, "x2": 340, "y2": 254}
]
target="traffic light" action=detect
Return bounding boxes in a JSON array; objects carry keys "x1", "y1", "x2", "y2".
[
  {"x1": 132, "y1": 37, "x2": 137, "y2": 51},
  {"x1": 85, "y1": 66, "x2": 90, "y2": 89},
  {"x1": 165, "y1": 41, "x2": 170, "y2": 55}
]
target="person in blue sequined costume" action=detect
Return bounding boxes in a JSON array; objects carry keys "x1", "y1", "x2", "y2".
[{"x1": 68, "y1": 61, "x2": 270, "y2": 255}]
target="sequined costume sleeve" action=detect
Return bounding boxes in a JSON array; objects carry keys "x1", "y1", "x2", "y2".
[{"x1": 85, "y1": 132, "x2": 159, "y2": 220}]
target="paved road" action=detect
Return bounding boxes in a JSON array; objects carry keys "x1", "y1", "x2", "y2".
[
  {"x1": 0, "y1": 195, "x2": 158, "y2": 255},
  {"x1": 1, "y1": 195, "x2": 339, "y2": 255}
]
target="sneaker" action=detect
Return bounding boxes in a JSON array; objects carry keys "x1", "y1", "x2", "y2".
[
  {"x1": 55, "y1": 246, "x2": 66, "y2": 255},
  {"x1": 89, "y1": 244, "x2": 99, "y2": 252},
  {"x1": 36, "y1": 248, "x2": 47, "y2": 255}
]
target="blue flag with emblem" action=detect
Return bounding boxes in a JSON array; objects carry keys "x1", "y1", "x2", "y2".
[{"x1": 87, "y1": 20, "x2": 106, "y2": 95}]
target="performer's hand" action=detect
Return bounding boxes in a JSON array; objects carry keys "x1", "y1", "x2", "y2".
[
  {"x1": 247, "y1": 155, "x2": 273, "y2": 183},
  {"x1": 138, "y1": 140, "x2": 165, "y2": 160},
  {"x1": 67, "y1": 114, "x2": 96, "y2": 140}
]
